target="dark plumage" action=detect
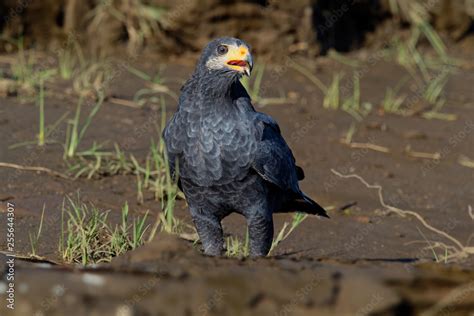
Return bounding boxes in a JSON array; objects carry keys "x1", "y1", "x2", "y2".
[{"x1": 163, "y1": 37, "x2": 328, "y2": 257}]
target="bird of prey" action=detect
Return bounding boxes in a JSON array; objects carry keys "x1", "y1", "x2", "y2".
[{"x1": 163, "y1": 37, "x2": 328, "y2": 257}]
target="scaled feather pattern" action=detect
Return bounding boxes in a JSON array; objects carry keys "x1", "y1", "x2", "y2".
[{"x1": 163, "y1": 37, "x2": 328, "y2": 257}]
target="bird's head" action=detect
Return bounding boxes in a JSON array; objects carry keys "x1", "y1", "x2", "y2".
[{"x1": 197, "y1": 37, "x2": 253, "y2": 78}]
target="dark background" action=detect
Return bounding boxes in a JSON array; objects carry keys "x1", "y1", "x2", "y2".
[{"x1": 1, "y1": 0, "x2": 473, "y2": 58}]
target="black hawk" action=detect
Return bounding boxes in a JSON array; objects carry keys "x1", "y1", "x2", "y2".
[{"x1": 164, "y1": 37, "x2": 328, "y2": 257}]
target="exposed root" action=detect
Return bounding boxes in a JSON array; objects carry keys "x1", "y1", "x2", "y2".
[
  {"x1": 0, "y1": 162, "x2": 70, "y2": 179},
  {"x1": 331, "y1": 169, "x2": 474, "y2": 262}
]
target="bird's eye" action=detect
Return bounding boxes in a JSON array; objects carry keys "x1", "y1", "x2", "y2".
[{"x1": 217, "y1": 45, "x2": 228, "y2": 55}]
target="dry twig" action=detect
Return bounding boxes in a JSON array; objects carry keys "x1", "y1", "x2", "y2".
[
  {"x1": 459, "y1": 155, "x2": 474, "y2": 169},
  {"x1": 331, "y1": 169, "x2": 474, "y2": 262},
  {"x1": 109, "y1": 97, "x2": 141, "y2": 108},
  {"x1": 405, "y1": 145, "x2": 441, "y2": 160},
  {"x1": 340, "y1": 140, "x2": 391, "y2": 153},
  {"x1": 0, "y1": 162, "x2": 70, "y2": 179}
]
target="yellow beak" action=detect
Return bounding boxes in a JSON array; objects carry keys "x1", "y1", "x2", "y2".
[{"x1": 225, "y1": 46, "x2": 253, "y2": 76}]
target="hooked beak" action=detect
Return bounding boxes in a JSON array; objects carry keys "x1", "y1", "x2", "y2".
[
  {"x1": 243, "y1": 55, "x2": 253, "y2": 77},
  {"x1": 226, "y1": 46, "x2": 253, "y2": 77}
]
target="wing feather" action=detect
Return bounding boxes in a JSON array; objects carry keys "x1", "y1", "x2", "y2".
[{"x1": 251, "y1": 112, "x2": 301, "y2": 194}]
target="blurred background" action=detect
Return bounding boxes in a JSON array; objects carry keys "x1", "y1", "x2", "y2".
[{"x1": 1, "y1": 0, "x2": 473, "y2": 58}]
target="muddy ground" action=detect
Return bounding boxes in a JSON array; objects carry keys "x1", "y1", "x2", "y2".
[{"x1": 0, "y1": 41, "x2": 474, "y2": 315}]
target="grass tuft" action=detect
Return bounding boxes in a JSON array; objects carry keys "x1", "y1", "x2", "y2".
[
  {"x1": 11, "y1": 38, "x2": 57, "y2": 91},
  {"x1": 29, "y1": 205, "x2": 46, "y2": 257},
  {"x1": 323, "y1": 73, "x2": 342, "y2": 110},
  {"x1": 37, "y1": 79, "x2": 45, "y2": 146},
  {"x1": 381, "y1": 77, "x2": 409, "y2": 115},
  {"x1": 60, "y1": 197, "x2": 149, "y2": 265},
  {"x1": 225, "y1": 229, "x2": 249, "y2": 258},
  {"x1": 128, "y1": 67, "x2": 178, "y2": 107},
  {"x1": 64, "y1": 93, "x2": 105, "y2": 159},
  {"x1": 89, "y1": 0, "x2": 165, "y2": 55},
  {"x1": 72, "y1": 60, "x2": 113, "y2": 98},
  {"x1": 224, "y1": 213, "x2": 308, "y2": 258},
  {"x1": 241, "y1": 63, "x2": 291, "y2": 107},
  {"x1": 269, "y1": 213, "x2": 308, "y2": 255}
]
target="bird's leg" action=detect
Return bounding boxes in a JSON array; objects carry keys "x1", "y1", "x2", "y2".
[
  {"x1": 189, "y1": 206, "x2": 224, "y2": 256},
  {"x1": 247, "y1": 213, "x2": 274, "y2": 257}
]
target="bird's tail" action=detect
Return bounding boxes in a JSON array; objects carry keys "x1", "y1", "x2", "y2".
[{"x1": 280, "y1": 192, "x2": 329, "y2": 218}]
